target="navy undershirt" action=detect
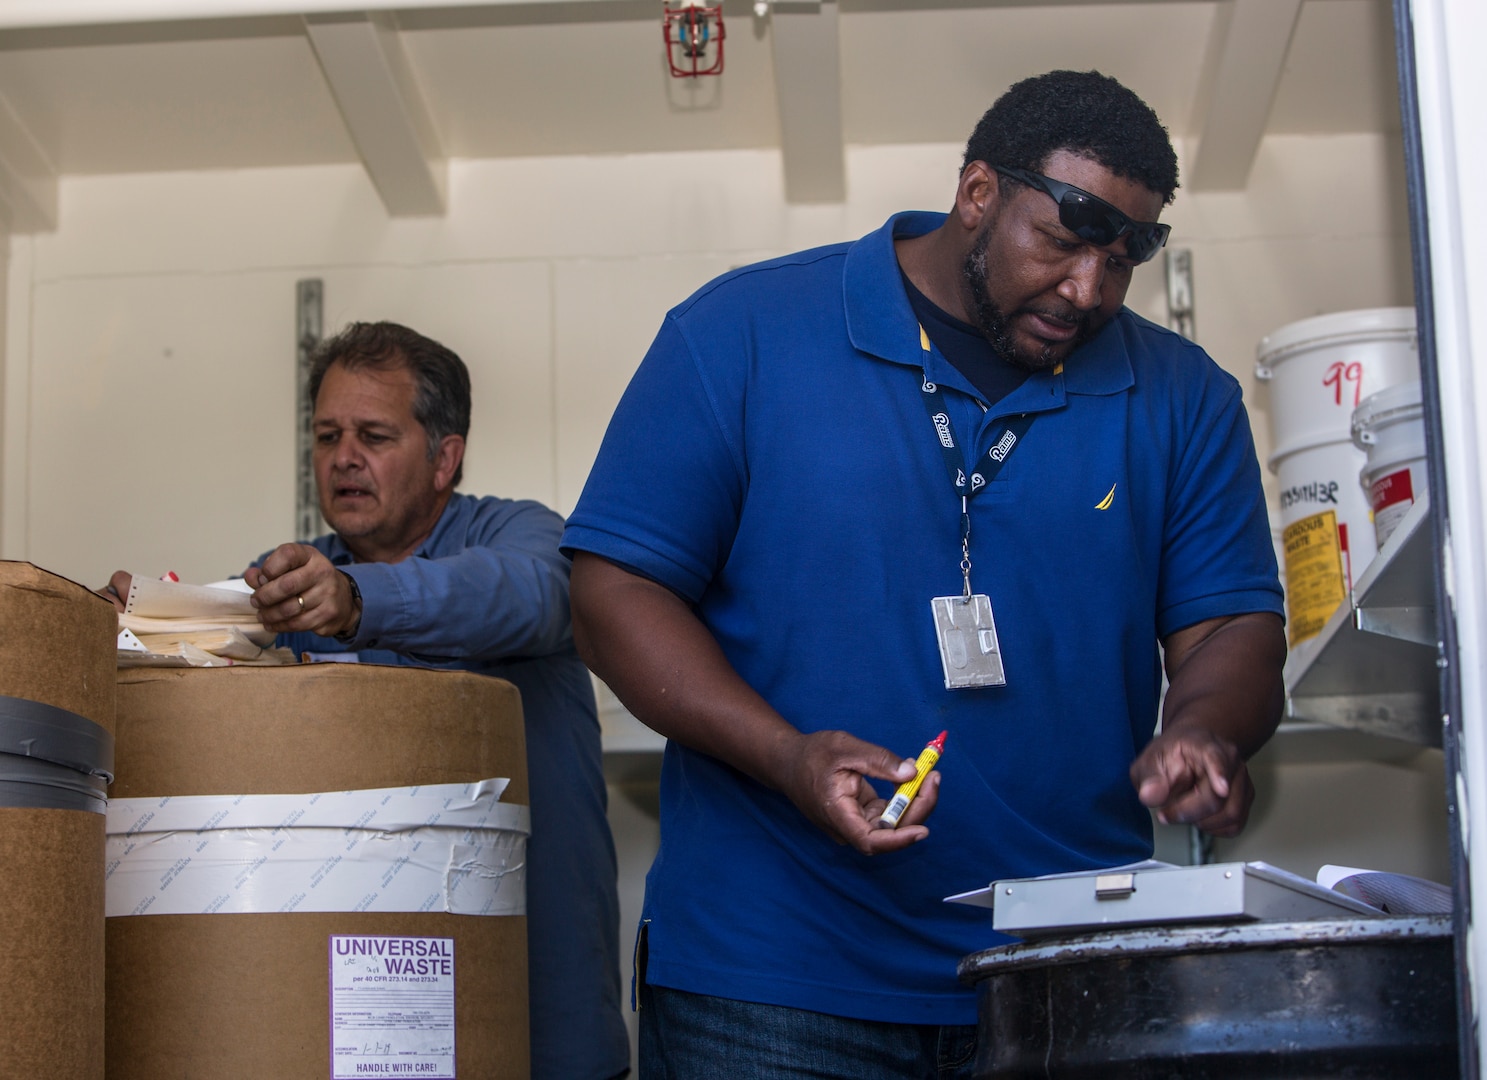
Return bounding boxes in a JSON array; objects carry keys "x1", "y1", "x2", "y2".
[{"x1": 899, "y1": 268, "x2": 1029, "y2": 407}]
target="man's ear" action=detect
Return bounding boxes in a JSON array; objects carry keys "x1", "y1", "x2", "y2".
[
  {"x1": 433, "y1": 434, "x2": 465, "y2": 492},
  {"x1": 954, "y1": 160, "x2": 1001, "y2": 234}
]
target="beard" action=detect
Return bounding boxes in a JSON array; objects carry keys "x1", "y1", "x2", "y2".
[{"x1": 961, "y1": 224, "x2": 1095, "y2": 372}]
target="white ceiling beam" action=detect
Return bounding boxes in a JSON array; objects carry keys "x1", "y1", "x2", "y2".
[
  {"x1": 770, "y1": 0, "x2": 845, "y2": 204},
  {"x1": 0, "y1": 0, "x2": 1201, "y2": 28},
  {"x1": 0, "y1": 0, "x2": 631, "y2": 27},
  {"x1": 1186, "y1": 0, "x2": 1304, "y2": 192},
  {"x1": 304, "y1": 11, "x2": 445, "y2": 217},
  {"x1": 0, "y1": 0, "x2": 1206, "y2": 28},
  {"x1": 0, "y1": 91, "x2": 57, "y2": 232}
]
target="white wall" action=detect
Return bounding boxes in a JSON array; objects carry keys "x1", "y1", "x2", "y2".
[
  {"x1": 1217, "y1": 746, "x2": 1450, "y2": 882},
  {"x1": 0, "y1": 132, "x2": 1414, "y2": 587}
]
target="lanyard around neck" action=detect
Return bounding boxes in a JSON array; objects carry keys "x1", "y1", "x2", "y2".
[{"x1": 917, "y1": 325, "x2": 1035, "y2": 501}]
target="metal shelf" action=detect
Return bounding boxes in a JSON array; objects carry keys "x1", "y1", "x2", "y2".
[
  {"x1": 1260, "y1": 721, "x2": 1442, "y2": 767},
  {"x1": 1283, "y1": 493, "x2": 1441, "y2": 747}
]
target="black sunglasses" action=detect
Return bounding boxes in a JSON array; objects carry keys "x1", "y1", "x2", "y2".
[{"x1": 993, "y1": 165, "x2": 1170, "y2": 265}]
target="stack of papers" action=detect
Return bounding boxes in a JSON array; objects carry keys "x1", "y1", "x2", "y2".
[
  {"x1": 117, "y1": 577, "x2": 294, "y2": 667},
  {"x1": 1319, "y1": 864, "x2": 1452, "y2": 915}
]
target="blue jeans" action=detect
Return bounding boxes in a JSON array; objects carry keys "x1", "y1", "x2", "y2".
[{"x1": 638, "y1": 982, "x2": 979, "y2": 1080}]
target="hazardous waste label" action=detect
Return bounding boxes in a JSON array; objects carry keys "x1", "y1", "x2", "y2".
[
  {"x1": 330, "y1": 936, "x2": 455, "y2": 1079},
  {"x1": 1283, "y1": 510, "x2": 1348, "y2": 646}
]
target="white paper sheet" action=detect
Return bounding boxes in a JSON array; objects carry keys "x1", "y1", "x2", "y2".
[{"x1": 124, "y1": 575, "x2": 257, "y2": 619}]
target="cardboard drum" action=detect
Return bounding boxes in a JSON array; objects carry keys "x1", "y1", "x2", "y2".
[
  {"x1": 106, "y1": 664, "x2": 531, "y2": 1080},
  {"x1": 0, "y1": 562, "x2": 117, "y2": 1080}
]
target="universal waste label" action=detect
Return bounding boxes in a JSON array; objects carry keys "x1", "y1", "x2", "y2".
[
  {"x1": 330, "y1": 935, "x2": 455, "y2": 1079},
  {"x1": 1283, "y1": 509, "x2": 1348, "y2": 646}
]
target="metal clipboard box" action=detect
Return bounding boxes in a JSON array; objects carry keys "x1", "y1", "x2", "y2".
[{"x1": 949, "y1": 861, "x2": 1383, "y2": 939}]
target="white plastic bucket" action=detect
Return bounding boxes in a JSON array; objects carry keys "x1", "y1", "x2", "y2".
[
  {"x1": 1256, "y1": 307, "x2": 1419, "y2": 646},
  {"x1": 1256, "y1": 307, "x2": 1419, "y2": 466},
  {"x1": 1353, "y1": 380, "x2": 1427, "y2": 549},
  {"x1": 1272, "y1": 440, "x2": 1375, "y2": 647}
]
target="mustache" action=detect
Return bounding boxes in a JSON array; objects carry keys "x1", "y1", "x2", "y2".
[
  {"x1": 1018, "y1": 306, "x2": 1082, "y2": 327},
  {"x1": 1016, "y1": 306, "x2": 1088, "y2": 333}
]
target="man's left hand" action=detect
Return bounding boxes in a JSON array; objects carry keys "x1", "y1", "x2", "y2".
[
  {"x1": 1130, "y1": 727, "x2": 1253, "y2": 838},
  {"x1": 244, "y1": 543, "x2": 362, "y2": 639},
  {"x1": 1135, "y1": 612, "x2": 1284, "y2": 839}
]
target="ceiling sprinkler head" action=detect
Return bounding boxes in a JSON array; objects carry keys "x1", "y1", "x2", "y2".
[{"x1": 663, "y1": 2, "x2": 726, "y2": 77}]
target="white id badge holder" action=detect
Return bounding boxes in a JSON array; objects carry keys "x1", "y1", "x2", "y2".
[{"x1": 931, "y1": 593, "x2": 1005, "y2": 689}]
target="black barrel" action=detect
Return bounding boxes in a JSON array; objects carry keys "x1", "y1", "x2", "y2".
[{"x1": 957, "y1": 916, "x2": 1456, "y2": 1078}]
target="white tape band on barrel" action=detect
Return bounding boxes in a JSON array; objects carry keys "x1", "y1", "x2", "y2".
[{"x1": 105, "y1": 779, "x2": 529, "y2": 918}]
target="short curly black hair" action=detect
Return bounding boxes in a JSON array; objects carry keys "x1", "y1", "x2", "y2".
[{"x1": 963, "y1": 70, "x2": 1179, "y2": 206}]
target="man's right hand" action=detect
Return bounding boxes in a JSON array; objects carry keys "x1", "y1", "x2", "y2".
[
  {"x1": 773, "y1": 729, "x2": 939, "y2": 854},
  {"x1": 570, "y1": 552, "x2": 939, "y2": 856},
  {"x1": 244, "y1": 543, "x2": 362, "y2": 639},
  {"x1": 100, "y1": 571, "x2": 132, "y2": 612}
]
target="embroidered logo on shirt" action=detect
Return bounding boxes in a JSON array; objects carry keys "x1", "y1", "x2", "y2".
[{"x1": 1095, "y1": 484, "x2": 1117, "y2": 511}]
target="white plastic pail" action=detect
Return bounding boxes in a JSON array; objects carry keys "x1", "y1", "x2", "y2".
[
  {"x1": 1256, "y1": 307, "x2": 1418, "y2": 646},
  {"x1": 1257, "y1": 308, "x2": 1419, "y2": 466},
  {"x1": 1353, "y1": 380, "x2": 1427, "y2": 549},
  {"x1": 1271, "y1": 440, "x2": 1375, "y2": 648}
]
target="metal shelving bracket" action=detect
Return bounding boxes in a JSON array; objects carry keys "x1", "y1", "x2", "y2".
[{"x1": 1282, "y1": 494, "x2": 1441, "y2": 748}]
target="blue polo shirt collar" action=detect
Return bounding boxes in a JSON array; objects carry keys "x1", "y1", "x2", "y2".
[{"x1": 843, "y1": 210, "x2": 1135, "y2": 413}]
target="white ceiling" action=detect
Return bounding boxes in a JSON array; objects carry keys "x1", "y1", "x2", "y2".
[{"x1": 0, "y1": 0, "x2": 1400, "y2": 228}]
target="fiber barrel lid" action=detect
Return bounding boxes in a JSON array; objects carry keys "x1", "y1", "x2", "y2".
[
  {"x1": 0, "y1": 561, "x2": 117, "y2": 735},
  {"x1": 112, "y1": 664, "x2": 528, "y2": 804}
]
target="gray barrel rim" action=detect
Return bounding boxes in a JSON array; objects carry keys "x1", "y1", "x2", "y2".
[{"x1": 958, "y1": 914, "x2": 1452, "y2": 983}]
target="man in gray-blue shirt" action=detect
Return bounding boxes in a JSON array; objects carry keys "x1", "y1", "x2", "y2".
[{"x1": 131, "y1": 320, "x2": 631, "y2": 1080}]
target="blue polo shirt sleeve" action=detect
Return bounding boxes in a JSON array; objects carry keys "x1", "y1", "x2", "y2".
[
  {"x1": 562, "y1": 314, "x2": 744, "y2": 602},
  {"x1": 1156, "y1": 377, "x2": 1284, "y2": 638},
  {"x1": 342, "y1": 504, "x2": 574, "y2": 662},
  {"x1": 256, "y1": 503, "x2": 575, "y2": 663}
]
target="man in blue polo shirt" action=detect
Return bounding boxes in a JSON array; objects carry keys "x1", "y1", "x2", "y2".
[{"x1": 561, "y1": 70, "x2": 1286, "y2": 1077}]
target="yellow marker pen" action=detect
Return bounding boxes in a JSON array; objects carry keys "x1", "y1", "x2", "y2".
[{"x1": 878, "y1": 730, "x2": 947, "y2": 829}]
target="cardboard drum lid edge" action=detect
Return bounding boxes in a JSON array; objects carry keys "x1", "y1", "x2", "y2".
[{"x1": 112, "y1": 664, "x2": 530, "y2": 804}]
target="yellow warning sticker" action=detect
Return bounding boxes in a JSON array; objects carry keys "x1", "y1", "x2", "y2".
[{"x1": 1283, "y1": 510, "x2": 1347, "y2": 646}]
